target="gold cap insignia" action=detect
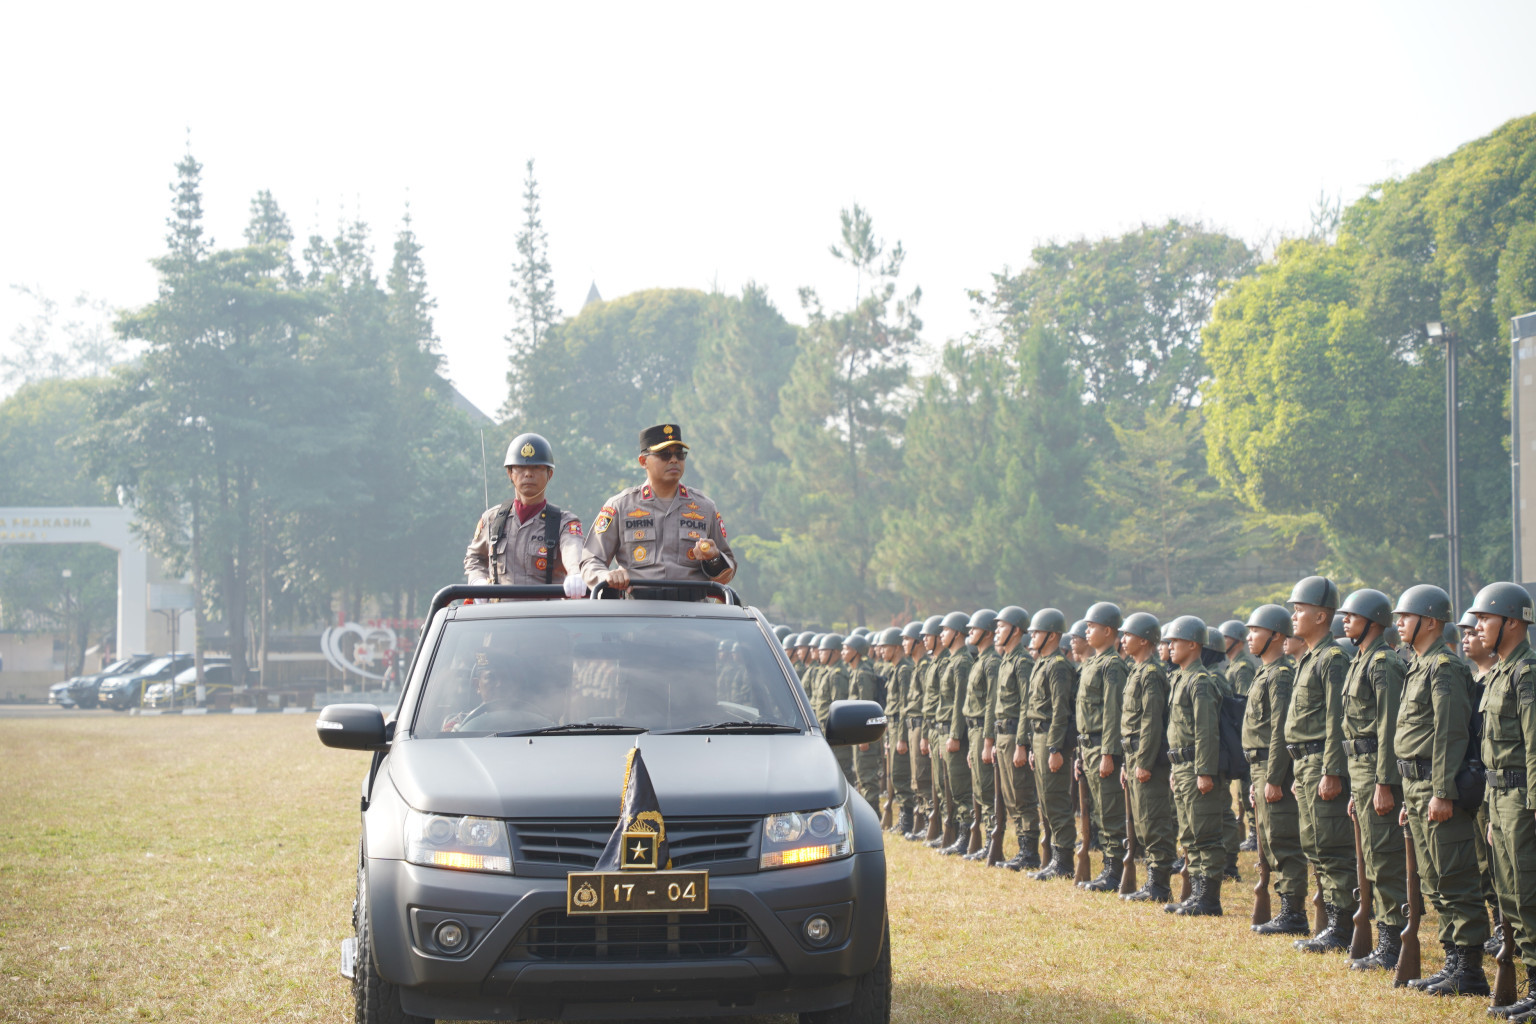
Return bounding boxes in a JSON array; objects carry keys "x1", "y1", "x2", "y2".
[
  {"x1": 662, "y1": 425, "x2": 673, "y2": 435},
  {"x1": 520, "y1": 443, "x2": 535, "y2": 457}
]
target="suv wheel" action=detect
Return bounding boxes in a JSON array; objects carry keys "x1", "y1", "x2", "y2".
[
  {"x1": 799, "y1": 917, "x2": 890, "y2": 1024},
  {"x1": 353, "y1": 869, "x2": 431, "y2": 1024}
]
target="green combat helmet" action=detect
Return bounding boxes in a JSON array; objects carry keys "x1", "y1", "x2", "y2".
[
  {"x1": 1029, "y1": 608, "x2": 1067, "y2": 634},
  {"x1": 1067, "y1": 620, "x2": 1089, "y2": 642},
  {"x1": 877, "y1": 627, "x2": 903, "y2": 648},
  {"x1": 968, "y1": 609, "x2": 999, "y2": 632},
  {"x1": 1121, "y1": 612, "x2": 1161, "y2": 643},
  {"x1": 1287, "y1": 575, "x2": 1341, "y2": 613},
  {"x1": 1163, "y1": 615, "x2": 1209, "y2": 643},
  {"x1": 842, "y1": 634, "x2": 870, "y2": 657},
  {"x1": 1393, "y1": 584, "x2": 1453, "y2": 622},
  {"x1": 1218, "y1": 620, "x2": 1248, "y2": 644},
  {"x1": 819, "y1": 633, "x2": 846, "y2": 651},
  {"x1": 901, "y1": 621, "x2": 924, "y2": 641},
  {"x1": 1245, "y1": 604, "x2": 1292, "y2": 637},
  {"x1": 1084, "y1": 602, "x2": 1123, "y2": 630},
  {"x1": 1467, "y1": 582, "x2": 1535, "y2": 623},
  {"x1": 940, "y1": 611, "x2": 970, "y2": 633},
  {"x1": 1339, "y1": 589, "x2": 1393, "y2": 628},
  {"x1": 921, "y1": 615, "x2": 945, "y2": 637},
  {"x1": 997, "y1": 606, "x2": 1031, "y2": 632}
]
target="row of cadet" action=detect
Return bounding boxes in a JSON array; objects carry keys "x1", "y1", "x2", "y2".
[{"x1": 771, "y1": 577, "x2": 1536, "y2": 1016}]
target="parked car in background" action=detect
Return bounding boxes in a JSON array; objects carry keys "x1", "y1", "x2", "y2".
[
  {"x1": 65, "y1": 654, "x2": 157, "y2": 709},
  {"x1": 142, "y1": 661, "x2": 234, "y2": 708},
  {"x1": 49, "y1": 680, "x2": 77, "y2": 707},
  {"x1": 97, "y1": 654, "x2": 196, "y2": 710}
]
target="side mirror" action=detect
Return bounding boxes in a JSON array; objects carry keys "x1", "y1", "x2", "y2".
[
  {"x1": 316, "y1": 703, "x2": 389, "y2": 751},
  {"x1": 824, "y1": 699, "x2": 887, "y2": 747}
]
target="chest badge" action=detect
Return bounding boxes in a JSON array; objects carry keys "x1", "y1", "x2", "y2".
[{"x1": 633, "y1": 545, "x2": 648, "y2": 562}]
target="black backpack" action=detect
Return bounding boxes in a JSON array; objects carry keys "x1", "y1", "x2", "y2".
[{"x1": 1217, "y1": 694, "x2": 1248, "y2": 779}]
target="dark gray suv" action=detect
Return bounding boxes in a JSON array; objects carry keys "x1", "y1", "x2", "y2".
[{"x1": 318, "y1": 583, "x2": 890, "y2": 1023}]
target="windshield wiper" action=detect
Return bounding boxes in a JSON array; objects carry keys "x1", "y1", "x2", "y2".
[
  {"x1": 495, "y1": 723, "x2": 649, "y2": 737},
  {"x1": 657, "y1": 721, "x2": 802, "y2": 735}
]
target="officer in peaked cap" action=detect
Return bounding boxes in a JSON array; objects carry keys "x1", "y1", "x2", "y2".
[
  {"x1": 580, "y1": 424, "x2": 736, "y2": 592},
  {"x1": 465, "y1": 432, "x2": 586, "y2": 592}
]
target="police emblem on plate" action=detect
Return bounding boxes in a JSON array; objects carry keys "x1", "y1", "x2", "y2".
[
  {"x1": 573, "y1": 882, "x2": 599, "y2": 908},
  {"x1": 520, "y1": 443, "x2": 535, "y2": 457}
]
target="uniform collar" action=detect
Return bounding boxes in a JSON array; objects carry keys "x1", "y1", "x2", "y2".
[
  {"x1": 638, "y1": 482, "x2": 689, "y2": 503},
  {"x1": 512, "y1": 498, "x2": 547, "y2": 524}
]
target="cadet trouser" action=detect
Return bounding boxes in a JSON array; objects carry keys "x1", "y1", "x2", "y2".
[
  {"x1": 834, "y1": 744, "x2": 857, "y2": 791},
  {"x1": 965, "y1": 729, "x2": 995, "y2": 836},
  {"x1": 1404, "y1": 777, "x2": 1490, "y2": 948},
  {"x1": 854, "y1": 743, "x2": 882, "y2": 811},
  {"x1": 1255, "y1": 779, "x2": 1307, "y2": 898},
  {"x1": 1234, "y1": 765, "x2": 1253, "y2": 827},
  {"x1": 888, "y1": 729, "x2": 913, "y2": 816},
  {"x1": 906, "y1": 721, "x2": 930, "y2": 818},
  {"x1": 945, "y1": 737, "x2": 974, "y2": 827},
  {"x1": 995, "y1": 732, "x2": 1038, "y2": 841},
  {"x1": 1031, "y1": 731, "x2": 1073, "y2": 843},
  {"x1": 1172, "y1": 765, "x2": 1227, "y2": 875},
  {"x1": 1348, "y1": 757, "x2": 1406, "y2": 929},
  {"x1": 1081, "y1": 742, "x2": 1125, "y2": 860},
  {"x1": 1476, "y1": 798, "x2": 1498, "y2": 909},
  {"x1": 1129, "y1": 763, "x2": 1176, "y2": 872},
  {"x1": 928, "y1": 728, "x2": 952, "y2": 823},
  {"x1": 1222, "y1": 791, "x2": 1240, "y2": 861},
  {"x1": 1488, "y1": 783, "x2": 1536, "y2": 969},
  {"x1": 1293, "y1": 754, "x2": 1356, "y2": 916}
]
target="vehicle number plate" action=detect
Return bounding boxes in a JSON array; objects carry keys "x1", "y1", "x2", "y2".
[{"x1": 566, "y1": 871, "x2": 709, "y2": 914}]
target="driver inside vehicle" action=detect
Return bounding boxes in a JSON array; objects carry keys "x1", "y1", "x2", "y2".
[{"x1": 441, "y1": 649, "x2": 563, "y2": 733}]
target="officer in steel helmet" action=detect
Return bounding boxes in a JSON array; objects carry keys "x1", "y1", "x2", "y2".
[
  {"x1": 580, "y1": 423, "x2": 736, "y2": 592},
  {"x1": 897, "y1": 621, "x2": 931, "y2": 840},
  {"x1": 1024, "y1": 608, "x2": 1077, "y2": 880},
  {"x1": 988, "y1": 605, "x2": 1040, "y2": 869},
  {"x1": 918, "y1": 615, "x2": 955, "y2": 847},
  {"x1": 1332, "y1": 613, "x2": 1358, "y2": 661},
  {"x1": 1243, "y1": 604, "x2": 1310, "y2": 936},
  {"x1": 959, "y1": 609, "x2": 1001, "y2": 861},
  {"x1": 937, "y1": 611, "x2": 978, "y2": 856},
  {"x1": 1067, "y1": 620, "x2": 1091, "y2": 666},
  {"x1": 1336, "y1": 587, "x2": 1409, "y2": 970},
  {"x1": 1469, "y1": 582, "x2": 1536, "y2": 1015},
  {"x1": 1076, "y1": 601, "x2": 1129, "y2": 892},
  {"x1": 1283, "y1": 575, "x2": 1359, "y2": 953},
  {"x1": 843, "y1": 634, "x2": 883, "y2": 810},
  {"x1": 1393, "y1": 583, "x2": 1490, "y2": 995},
  {"x1": 1162, "y1": 615, "x2": 1227, "y2": 916},
  {"x1": 1119, "y1": 611, "x2": 1175, "y2": 903},
  {"x1": 812, "y1": 634, "x2": 856, "y2": 788},
  {"x1": 465, "y1": 432, "x2": 586, "y2": 593},
  {"x1": 877, "y1": 627, "x2": 917, "y2": 835}
]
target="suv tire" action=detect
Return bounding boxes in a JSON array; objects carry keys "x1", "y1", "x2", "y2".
[
  {"x1": 354, "y1": 869, "x2": 431, "y2": 1024},
  {"x1": 799, "y1": 917, "x2": 891, "y2": 1024}
]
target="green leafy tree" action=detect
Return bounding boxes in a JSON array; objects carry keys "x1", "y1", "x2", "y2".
[{"x1": 504, "y1": 159, "x2": 561, "y2": 419}]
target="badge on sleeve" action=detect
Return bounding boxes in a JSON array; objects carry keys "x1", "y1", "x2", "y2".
[
  {"x1": 716, "y1": 513, "x2": 727, "y2": 540},
  {"x1": 594, "y1": 506, "x2": 617, "y2": 534},
  {"x1": 567, "y1": 521, "x2": 582, "y2": 535}
]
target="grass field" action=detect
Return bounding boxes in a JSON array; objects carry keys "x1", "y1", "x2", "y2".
[{"x1": 0, "y1": 715, "x2": 1503, "y2": 1023}]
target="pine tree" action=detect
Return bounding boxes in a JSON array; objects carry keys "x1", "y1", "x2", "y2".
[
  {"x1": 504, "y1": 159, "x2": 560, "y2": 419},
  {"x1": 166, "y1": 143, "x2": 208, "y2": 264},
  {"x1": 387, "y1": 206, "x2": 440, "y2": 360}
]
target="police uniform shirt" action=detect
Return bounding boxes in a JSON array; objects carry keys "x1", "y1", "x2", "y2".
[
  {"x1": 579, "y1": 483, "x2": 735, "y2": 588},
  {"x1": 464, "y1": 502, "x2": 583, "y2": 585}
]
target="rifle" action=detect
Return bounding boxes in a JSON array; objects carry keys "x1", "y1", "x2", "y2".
[
  {"x1": 968, "y1": 799, "x2": 983, "y2": 855},
  {"x1": 1040, "y1": 795, "x2": 1052, "y2": 865},
  {"x1": 1252, "y1": 812, "x2": 1272, "y2": 928},
  {"x1": 1394, "y1": 823, "x2": 1422, "y2": 988},
  {"x1": 940, "y1": 761, "x2": 957, "y2": 848},
  {"x1": 986, "y1": 759, "x2": 1007, "y2": 866},
  {"x1": 1178, "y1": 850, "x2": 1192, "y2": 902},
  {"x1": 924, "y1": 748, "x2": 944, "y2": 842},
  {"x1": 1312, "y1": 865, "x2": 1327, "y2": 935},
  {"x1": 880, "y1": 734, "x2": 895, "y2": 829},
  {"x1": 1119, "y1": 768, "x2": 1138, "y2": 896},
  {"x1": 1494, "y1": 915, "x2": 1518, "y2": 1009},
  {"x1": 1074, "y1": 756, "x2": 1093, "y2": 883},
  {"x1": 1349, "y1": 803, "x2": 1373, "y2": 960}
]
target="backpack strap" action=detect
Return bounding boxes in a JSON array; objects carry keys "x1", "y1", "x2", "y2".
[{"x1": 540, "y1": 505, "x2": 562, "y2": 584}]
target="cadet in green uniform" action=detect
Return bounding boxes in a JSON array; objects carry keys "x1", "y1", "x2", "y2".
[
  {"x1": 875, "y1": 628, "x2": 913, "y2": 835},
  {"x1": 1163, "y1": 615, "x2": 1227, "y2": 916},
  {"x1": 960, "y1": 609, "x2": 1001, "y2": 860},
  {"x1": 919, "y1": 615, "x2": 953, "y2": 848},
  {"x1": 1244, "y1": 604, "x2": 1311, "y2": 936},
  {"x1": 1077, "y1": 601, "x2": 1128, "y2": 892},
  {"x1": 1025, "y1": 609, "x2": 1077, "y2": 880},
  {"x1": 813, "y1": 634, "x2": 856, "y2": 789},
  {"x1": 1284, "y1": 575, "x2": 1359, "y2": 953},
  {"x1": 1470, "y1": 582, "x2": 1536, "y2": 1017},
  {"x1": 1462, "y1": 609, "x2": 1504, "y2": 953},
  {"x1": 937, "y1": 611, "x2": 977, "y2": 856},
  {"x1": 1336, "y1": 588, "x2": 1408, "y2": 970},
  {"x1": 1221, "y1": 619, "x2": 1260, "y2": 852},
  {"x1": 1201, "y1": 627, "x2": 1243, "y2": 881},
  {"x1": 1119, "y1": 612, "x2": 1176, "y2": 903},
  {"x1": 987, "y1": 605, "x2": 1040, "y2": 870},
  {"x1": 898, "y1": 621, "x2": 931, "y2": 841},
  {"x1": 843, "y1": 634, "x2": 884, "y2": 810},
  {"x1": 1394, "y1": 583, "x2": 1491, "y2": 996}
]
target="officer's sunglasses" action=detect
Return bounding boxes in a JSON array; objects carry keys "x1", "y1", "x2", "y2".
[{"x1": 647, "y1": 448, "x2": 688, "y2": 461}]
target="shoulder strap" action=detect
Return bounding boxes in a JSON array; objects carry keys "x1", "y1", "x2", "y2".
[
  {"x1": 540, "y1": 505, "x2": 562, "y2": 584},
  {"x1": 489, "y1": 499, "x2": 515, "y2": 545}
]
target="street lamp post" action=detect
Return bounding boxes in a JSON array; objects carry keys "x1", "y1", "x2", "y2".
[
  {"x1": 1427, "y1": 321, "x2": 1461, "y2": 614},
  {"x1": 60, "y1": 568, "x2": 72, "y2": 679}
]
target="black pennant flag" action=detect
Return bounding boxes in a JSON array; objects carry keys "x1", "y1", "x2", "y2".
[{"x1": 593, "y1": 746, "x2": 671, "y2": 871}]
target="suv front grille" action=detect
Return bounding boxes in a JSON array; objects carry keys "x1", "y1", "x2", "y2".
[
  {"x1": 510, "y1": 817, "x2": 759, "y2": 873},
  {"x1": 505, "y1": 909, "x2": 764, "y2": 961}
]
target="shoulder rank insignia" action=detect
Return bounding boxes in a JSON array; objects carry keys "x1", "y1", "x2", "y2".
[
  {"x1": 678, "y1": 484, "x2": 689, "y2": 498},
  {"x1": 640, "y1": 484, "x2": 654, "y2": 501}
]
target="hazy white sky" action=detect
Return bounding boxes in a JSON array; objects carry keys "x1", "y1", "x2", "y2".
[{"x1": 5, "y1": 1, "x2": 1536, "y2": 417}]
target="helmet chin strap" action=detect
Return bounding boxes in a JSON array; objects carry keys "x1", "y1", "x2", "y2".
[
  {"x1": 1494, "y1": 616, "x2": 1508, "y2": 657},
  {"x1": 1258, "y1": 632, "x2": 1275, "y2": 658},
  {"x1": 1406, "y1": 617, "x2": 1422, "y2": 648}
]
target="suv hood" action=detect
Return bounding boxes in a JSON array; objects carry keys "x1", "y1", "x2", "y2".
[{"x1": 387, "y1": 733, "x2": 846, "y2": 819}]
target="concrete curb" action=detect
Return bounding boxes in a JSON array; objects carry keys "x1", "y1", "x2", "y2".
[{"x1": 129, "y1": 706, "x2": 317, "y2": 716}]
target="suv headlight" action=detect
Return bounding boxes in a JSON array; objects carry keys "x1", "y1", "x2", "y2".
[
  {"x1": 404, "y1": 810, "x2": 512, "y2": 873},
  {"x1": 759, "y1": 802, "x2": 852, "y2": 870}
]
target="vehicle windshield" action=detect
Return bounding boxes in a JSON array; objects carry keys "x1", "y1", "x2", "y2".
[
  {"x1": 134, "y1": 657, "x2": 176, "y2": 676},
  {"x1": 412, "y1": 615, "x2": 806, "y2": 739}
]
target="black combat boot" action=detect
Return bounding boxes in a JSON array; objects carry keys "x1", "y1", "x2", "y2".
[
  {"x1": 1223, "y1": 851, "x2": 1242, "y2": 881},
  {"x1": 1408, "y1": 943, "x2": 1459, "y2": 990},
  {"x1": 1253, "y1": 893, "x2": 1311, "y2": 935},
  {"x1": 939, "y1": 819, "x2": 972, "y2": 856},
  {"x1": 1239, "y1": 824, "x2": 1257, "y2": 852},
  {"x1": 1018, "y1": 833, "x2": 1041, "y2": 869},
  {"x1": 895, "y1": 807, "x2": 914, "y2": 837},
  {"x1": 1124, "y1": 865, "x2": 1172, "y2": 902},
  {"x1": 1170, "y1": 855, "x2": 1186, "y2": 874},
  {"x1": 1295, "y1": 902, "x2": 1351, "y2": 953},
  {"x1": 1082, "y1": 850, "x2": 1123, "y2": 892},
  {"x1": 1032, "y1": 845, "x2": 1074, "y2": 881},
  {"x1": 1348, "y1": 922, "x2": 1401, "y2": 971},
  {"x1": 1494, "y1": 965, "x2": 1536, "y2": 1020},
  {"x1": 1165, "y1": 874, "x2": 1203, "y2": 913},
  {"x1": 1427, "y1": 946, "x2": 1490, "y2": 997},
  {"x1": 1177, "y1": 873, "x2": 1223, "y2": 916},
  {"x1": 903, "y1": 809, "x2": 929, "y2": 841}
]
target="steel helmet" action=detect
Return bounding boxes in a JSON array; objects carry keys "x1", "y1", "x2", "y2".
[
  {"x1": 1393, "y1": 584, "x2": 1453, "y2": 623},
  {"x1": 1287, "y1": 575, "x2": 1341, "y2": 612},
  {"x1": 997, "y1": 606, "x2": 1030, "y2": 631},
  {"x1": 780, "y1": 634, "x2": 794, "y2": 650},
  {"x1": 1468, "y1": 582, "x2": 1536, "y2": 623},
  {"x1": 1441, "y1": 622, "x2": 1460, "y2": 646},
  {"x1": 1067, "y1": 620, "x2": 1089, "y2": 641},
  {"x1": 1330, "y1": 613, "x2": 1348, "y2": 640},
  {"x1": 1120, "y1": 612, "x2": 1161, "y2": 643},
  {"x1": 877, "y1": 627, "x2": 903, "y2": 647},
  {"x1": 1383, "y1": 624, "x2": 1401, "y2": 647},
  {"x1": 771, "y1": 625, "x2": 792, "y2": 641},
  {"x1": 940, "y1": 611, "x2": 970, "y2": 632},
  {"x1": 967, "y1": 608, "x2": 999, "y2": 632},
  {"x1": 1083, "y1": 602, "x2": 1123, "y2": 630},
  {"x1": 1339, "y1": 588, "x2": 1393, "y2": 628},
  {"x1": 504, "y1": 432, "x2": 554, "y2": 468},
  {"x1": 1217, "y1": 619, "x2": 1248, "y2": 643},
  {"x1": 921, "y1": 615, "x2": 945, "y2": 637},
  {"x1": 842, "y1": 634, "x2": 870, "y2": 657},
  {"x1": 1246, "y1": 604, "x2": 1292, "y2": 638},
  {"x1": 1029, "y1": 608, "x2": 1067, "y2": 633},
  {"x1": 1458, "y1": 610, "x2": 1478, "y2": 630},
  {"x1": 1204, "y1": 627, "x2": 1226, "y2": 653},
  {"x1": 1163, "y1": 615, "x2": 1208, "y2": 644},
  {"x1": 1336, "y1": 636, "x2": 1357, "y2": 658},
  {"x1": 819, "y1": 633, "x2": 845, "y2": 651},
  {"x1": 850, "y1": 626, "x2": 870, "y2": 638},
  {"x1": 901, "y1": 621, "x2": 924, "y2": 640}
]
